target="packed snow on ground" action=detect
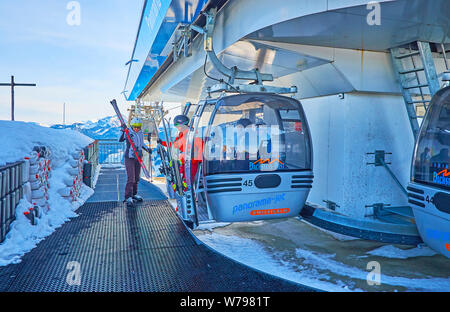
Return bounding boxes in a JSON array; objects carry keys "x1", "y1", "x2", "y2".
[
  {"x1": 294, "y1": 248, "x2": 450, "y2": 291},
  {"x1": 196, "y1": 222, "x2": 231, "y2": 231},
  {"x1": 0, "y1": 120, "x2": 95, "y2": 266},
  {"x1": 197, "y1": 232, "x2": 360, "y2": 292},
  {"x1": 91, "y1": 164, "x2": 102, "y2": 189},
  {"x1": 363, "y1": 244, "x2": 437, "y2": 259},
  {"x1": 152, "y1": 180, "x2": 169, "y2": 198},
  {"x1": 197, "y1": 232, "x2": 450, "y2": 292}
]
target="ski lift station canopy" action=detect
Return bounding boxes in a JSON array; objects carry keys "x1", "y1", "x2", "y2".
[
  {"x1": 124, "y1": 0, "x2": 450, "y2": 239},
  {"x1": 124, "y1": 0, "x2": 450, "y2": 103}
]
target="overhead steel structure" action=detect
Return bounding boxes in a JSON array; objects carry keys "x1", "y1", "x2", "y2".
[{"x1": 124, "y1": 0, "x2": 450, "y2": 255}]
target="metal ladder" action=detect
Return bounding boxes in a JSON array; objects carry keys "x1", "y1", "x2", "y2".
[
  {"x1": 383, "y1": 42, "x2": 448, "y2": 224},
  {"x1": 390, "y1": 41, "x2": 441, "y2": 140}
]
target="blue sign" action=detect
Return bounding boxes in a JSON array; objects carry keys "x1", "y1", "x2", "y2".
[
  {"x1": 232, "y1": 193, "x2": 286, "y2": 215},
  {"x1": 432, "y1": 163, "x2": 450, "y2": 187},
  {"x1": 125, "y1": 0, "x2": 209, "y2": 101},
  {"x1": 425, "y1": 229, "x2": 450, "y2": 241}
]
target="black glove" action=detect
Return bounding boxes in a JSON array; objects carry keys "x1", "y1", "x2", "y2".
[
  {"x1": 143, "y1": 145, "x2": 151, "y2": 154},
  {"x1": 121, "y1": 124, "x2": 127, "y2": 131},
  {"x1": 147, "y1": 134, "x2": 152, "y2": 141},
  {"x1": 157, "y1": 138, "x2": 163, "y2": 145}
]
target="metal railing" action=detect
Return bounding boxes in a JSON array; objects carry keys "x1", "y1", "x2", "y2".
[
  {"x1": 83, "y1": 141, "x2": 100, "y2": 187},
  {"x1": 1, "y1": 161, "x2": 25, "y2": 243},
  {"x1": 84, "y1": 140, "x2": 99, "y2": 167},
  {"x1": 98, "y1": 139, "x2": 125, "y2": 164}
]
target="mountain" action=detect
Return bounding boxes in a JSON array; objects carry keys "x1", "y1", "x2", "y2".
[
  {"x1": 51, "y1": 116, "x2": 177, "y2": 177},
  {"x1": 51, "y1": 115, "x2": 176, "y2": 141},
  {"x1": 51, "y1": 115, "x2": 123, "y2": 140}
]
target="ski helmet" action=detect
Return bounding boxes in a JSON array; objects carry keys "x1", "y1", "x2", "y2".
[
  {"x1": 174, "y1": 115, "x2": 189, "y2": 126},
  {"x1": 130, "y1": 117, "x2": 142, "y2": 128}
]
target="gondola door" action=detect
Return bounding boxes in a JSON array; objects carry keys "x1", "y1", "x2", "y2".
[{"x1": 185, "y1": 100, "x2": 215, "y2": 226}]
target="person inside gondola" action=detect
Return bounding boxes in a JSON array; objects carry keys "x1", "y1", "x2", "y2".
[
  {"x1": 430, "y1": 148, "x2": 450, "y2": 164},
  {"x1": 420, "y1": 147, "x2": 431, "y2": 163},
  {"x1": 418, "y1": 147, "x2": 431, "y2": 181},
  {"x1": 233, "y1": 118, "x2": 254, "y2": 171},
  {"x1": 220, "y1": 118, "x2": 274, "y2": 172},
  {"x1": 233, "y1": 118, "x2": 277, "y2": 171}
]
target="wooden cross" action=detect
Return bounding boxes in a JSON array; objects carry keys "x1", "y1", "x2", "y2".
[{"x1": 0, "y1": 75, "x2": 36, "y2": 120}]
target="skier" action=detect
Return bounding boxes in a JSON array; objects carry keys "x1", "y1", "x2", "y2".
[
  {"x1": 120, "y1": 117, "x2": 152, "y2": 207},
  {"x1": 157, "y1": 115, "x2": 203, "y2": 185}
]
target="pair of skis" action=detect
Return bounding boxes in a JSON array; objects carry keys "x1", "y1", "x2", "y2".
[
  {"x1": 149, "y1": 110, "x2": 175, "y2": 188},
  {"x1": 157, "y1": 106, "x2": 185, "y2": 196},
  {"x1": 110, "y1": 99, "x2": 151, "y2": 179}
]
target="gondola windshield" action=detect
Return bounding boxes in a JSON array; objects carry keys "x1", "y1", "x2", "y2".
[
  {"x1": 412, "y1": 86, "x2": 450, "y2": 190},
  {"x1": 203, "y1": 94, "x2": 312, "y2": 175}
]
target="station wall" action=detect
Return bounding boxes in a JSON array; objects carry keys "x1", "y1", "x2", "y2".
[{"x1": 301, "y1": 92, "x2": 415, "y2": 218}]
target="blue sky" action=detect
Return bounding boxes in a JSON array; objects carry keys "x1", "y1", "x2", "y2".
[{"x1": 0, "y1": 0, "x2": 145, "y2": 125}]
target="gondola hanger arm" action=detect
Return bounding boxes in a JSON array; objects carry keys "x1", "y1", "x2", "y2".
[{"x1": 190, "y1": 9, "x2": 274, "y2": 83}]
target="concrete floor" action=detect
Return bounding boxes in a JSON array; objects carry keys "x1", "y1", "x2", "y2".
[
  {"x1": 151, "y1": 178, "x2": 449, "y2": 291},
  {"x1": 193, "y1": 218, "x2": 450, "y2": 291}
]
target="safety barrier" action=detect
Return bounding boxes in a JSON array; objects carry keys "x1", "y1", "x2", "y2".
[
  {"x1": 23, "y1": 146, "x2": 52, "y2": 228},
  {"x1": 98, "y1": 140, "x2": 125, "y2": 164},
  {"x1": 0, "y1": 142, "x2": 102, "y2": 244},
  {"x1": 0, "y1": 161, "x2": 26, "y2": 243},
  {"x1": 58, "y1": 149, "x2": 87, "y2": 202},
  {"x1": 83, "y1": 141, "x2": 99, "y2": 187}
]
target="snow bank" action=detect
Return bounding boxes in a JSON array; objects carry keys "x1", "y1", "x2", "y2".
[
  {"x1": 0, "y1": 120, "x2": 93, "y2": 167},
  {"x1": 0, "y1": 120, "x2": 95, "y2": 266},
  {"x1": 0, "y1": 185, "x2": 93, "y2": 266}
]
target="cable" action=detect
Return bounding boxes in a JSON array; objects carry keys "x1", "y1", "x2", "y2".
[
  {"x1": 167, "y1": 105, "x2": 182, "y2": 111},
  {"x1": 203, "y1": 54, "x2": 241, "y2": 94},
  {"x1": 203, "y1": 54, "x2": 221, "y2": 83}
]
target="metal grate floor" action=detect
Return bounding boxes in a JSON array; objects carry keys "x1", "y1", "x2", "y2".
[
  {"x1": 87, "y1": 168, "x2": 167, "y2": 203},
  {"x1": 0, "y1": 200, "x2": 314, "y2": 292}
]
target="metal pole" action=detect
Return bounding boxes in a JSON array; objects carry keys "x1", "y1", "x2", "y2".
[
  {"x1": 380, "y1": 159, "x2": 408, "y2": 197},
  {"x1": 63, "y1": 102, "x2": 66, "y2": 125},
  {"x1": 11, "y1": 76, "x2": 14, "y2": 121},
  {"x1": 149, "y1": 149, "x2": 153, "y2": 182}
]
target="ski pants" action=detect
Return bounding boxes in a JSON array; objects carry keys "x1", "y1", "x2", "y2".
[{"x1": 124, "y1": 156, "x2": 141, "y2": 199}]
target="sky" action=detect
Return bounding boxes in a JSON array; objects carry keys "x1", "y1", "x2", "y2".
[{"x1": 0, "y1": 0, "x2": 150, "y2": 125}]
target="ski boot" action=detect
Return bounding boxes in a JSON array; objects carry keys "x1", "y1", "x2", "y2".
[
  {"x1": 132, "y1": 195, "x2": 144, "y2": 203},
  {"x1": 125, "y1": 197, "x2": 135, "y2": 208}
]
